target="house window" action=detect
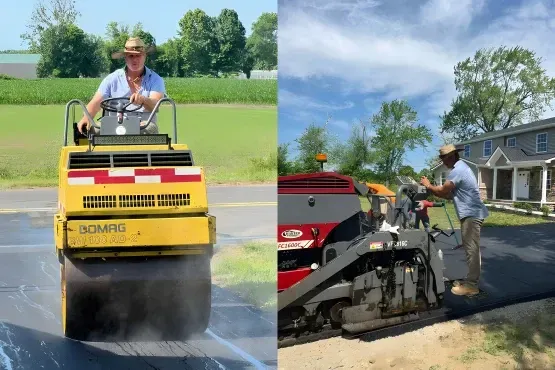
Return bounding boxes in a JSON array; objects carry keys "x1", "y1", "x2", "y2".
[
  {"x1": 464, "y1": 144, "x2": 470, "y2": 157},
  {"x1": 483, "y1": 140, "x2": 492, "y2": 157},
  {"x1": 537, "y1": 133, "x2": 547, "y2": 153},
  {"x1": 540, "y1": 169, "x2": 552, "y2": 190},
  {"x1": 507, "y1": 137, "x2": 516, "y2": 147},
  {"x1": 440, "y1": 172, "x2": 446, "y2": 185}
]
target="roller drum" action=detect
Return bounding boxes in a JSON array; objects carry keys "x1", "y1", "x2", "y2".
[{"x1": 61, "y1": 253, "x2": 211, "y2": 341}]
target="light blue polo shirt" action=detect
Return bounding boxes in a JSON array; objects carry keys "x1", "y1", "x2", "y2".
[
  {"x1": 447, "y1": 160, "x2": 489, "y2": 220},
  {"x1": 97, "y1": 66, "x2": 166, "y2": 123}
]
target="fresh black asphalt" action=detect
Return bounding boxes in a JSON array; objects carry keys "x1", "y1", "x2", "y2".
[{"x1": 0, "y1": 212, "x2": 276, "y2": 370}]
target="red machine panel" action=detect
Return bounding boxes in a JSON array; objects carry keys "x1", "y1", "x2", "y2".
[{"x1": 277, "y1": 223, "x2": 340, "y2": 250}]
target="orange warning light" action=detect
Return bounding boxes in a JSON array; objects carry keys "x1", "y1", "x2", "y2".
[{"x1": 315, "y1": 153, "x2": 327, "y2": 162}]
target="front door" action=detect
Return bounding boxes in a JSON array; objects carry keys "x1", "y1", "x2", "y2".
[{"x1": 517, "y1": 171, "x2": 529, "y2": 199}]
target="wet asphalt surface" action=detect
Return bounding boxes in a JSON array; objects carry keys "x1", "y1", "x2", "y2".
[
  {"x1": 10, "y1": 184, "x2": 555, "y2": 367},
  {"x1": 422, "y1": 222, "x2": 555, "y2": 317},
  {"x1": 0, "y1": 185, "x2": 277, "y2": 370}
]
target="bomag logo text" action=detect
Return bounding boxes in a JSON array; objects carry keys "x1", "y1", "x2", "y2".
[{"x1": 79, "y1": 224, "x2": 126, "y2": 234}]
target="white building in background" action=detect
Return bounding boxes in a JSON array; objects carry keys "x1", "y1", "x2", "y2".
[
  {"x1": 237, "y1": 69, "x2": 277, "y2": 79},
  {"x1": 0, "y1": 54, "x2": 41, "y2": 79}
]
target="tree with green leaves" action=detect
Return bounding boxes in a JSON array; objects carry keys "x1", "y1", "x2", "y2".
[
  {"x1": 21, "y1": 0, "x2": 107, "y2": 77},
  {"x1": 132, "y1": 23, "x2": 157, "y2": 67},
  {"x1": 370, "y1": 100, "x2": 433, "y2": 185},
  {"x1": 21, "y1": 0, "x2": 80, "y2": 52},
  {"x1": 178, "y1": 9, "x2": 219, "y2": 76},
  {"x1": 246, "y1": 12, "x2": 277, "y2": 70},
  {"x1": 214, "y1": 9, "x2": 246, "y2": 73},
  {"x1": 103, "y1": 22, "x2": 131, "y2": 72},
  {"x1": 36, "y1": 23, "x2": 106, "y2": 77},
  {"x1": 419, "y1": 155, "x2": 440, "y2": 181},
  {"x1": 19, "y1": 3, "x2": 275, "y2": 78},
  {"x1": 398, "y1": 165, "x2": 418, "y2": 179},
  {"x1": 240, "y1": 45, "x2": 255, "y2": 79},
  {"x1": 331, "y1": 119, "x2": 376, "y2": 181},
  {"x1": 440, "y1": 46, "x2": 555, "y2": 142},
  {"x1": 278, "y1": 143, "x2": 295, "y2": 176},
  {"x1": 293, "y1": 122, "x2": 332, "y2": 173},
  {"x1": 152, "y1": 38, "x2": 184, "y2": 77}
]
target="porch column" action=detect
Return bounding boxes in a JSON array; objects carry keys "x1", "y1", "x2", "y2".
[
  {"x1": 512, "y1": 167, "x2": 518, "y2": 201},
  {"x1": 492, "y1": 168, "x2": 497, "y2": 200},
  {"x1": 542, "y1": 163, "x2": 548, "y2": 204}
]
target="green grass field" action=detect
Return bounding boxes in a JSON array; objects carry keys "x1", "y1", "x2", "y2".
[
  {"x1": 212, "y1": 241, "x2": 276, "y2": 310},
  {"x1": 0, "y1": 104, "x2": 276, "y2": 187},
  {"x1": 0, "y1": 78, "x2": 277, "y2": 105},
  {"x1": 360, "y1": 197, "x2": 554, "y2": 229},
  {"x1": 426, "y1": 203, "x2": 555, "y2": 228}
]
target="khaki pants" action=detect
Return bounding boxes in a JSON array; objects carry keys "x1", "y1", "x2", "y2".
[
  {"x1": 89, "y1": 121, "x2": 159, "y2": 135},
  {"x1": 460, "y1": 217, "x2": 483, "y2": 286}
]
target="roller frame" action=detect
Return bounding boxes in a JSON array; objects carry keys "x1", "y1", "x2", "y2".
[{"x1": 56, "y1": 98, "x2": 215, "y2": 341}]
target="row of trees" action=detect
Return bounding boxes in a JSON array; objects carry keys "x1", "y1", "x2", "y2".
[
  {"x1": 8, "y1": 0, "x2": 277, "y2": 78},
  {"x1": 278, "y1": 100, "x2": 434, "y2": 185},
  {"x1": 279, "y1": 45, "x2": 555, "y2": 185}
]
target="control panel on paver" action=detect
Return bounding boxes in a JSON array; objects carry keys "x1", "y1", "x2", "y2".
[
  {"x1": 395, "y1": 176, "x2": 429, "y2": 202},
  {"x1": 396, "y1": 176, "x2": 418, "y2": 185}
]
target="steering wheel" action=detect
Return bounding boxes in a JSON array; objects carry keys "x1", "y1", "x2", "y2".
[{"x1": 100, "y1": 97, "x2": 143, "y2": 113}]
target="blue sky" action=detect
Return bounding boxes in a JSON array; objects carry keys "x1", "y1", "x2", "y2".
[
  {"x1": 278, "y1": 0, "x2": 555, "y2": 172},
  {"x1": 0, "y1": 0, "x2": 276, "y2": 50}
]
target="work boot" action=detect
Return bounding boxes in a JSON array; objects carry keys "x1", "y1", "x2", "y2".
[
  {"x1": 452, "y1": 279, "x2": 465, "y2": 287},
  {"x1": 451, "y1": 283, "x2": 479, "y2": 296}
]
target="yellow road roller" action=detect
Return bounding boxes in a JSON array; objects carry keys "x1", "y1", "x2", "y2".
[{"x1": 54, "y1": 97, "x2": 215, "y2": 341}]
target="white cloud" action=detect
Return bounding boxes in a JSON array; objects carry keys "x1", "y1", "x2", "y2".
[
  {"x1": 279, "y1": 89, "x2": 355, "y2": 111},
  {"x1": 279, "y1": 0, "x2": 555, "y2": 120},
  {"x1": 419, "y1": 0, "x2": 485, "y2": 30}
]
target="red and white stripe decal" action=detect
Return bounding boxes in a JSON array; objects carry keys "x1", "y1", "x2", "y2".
[{"x1": 67, "y1": 167, "x2": 201, "y2": 185}]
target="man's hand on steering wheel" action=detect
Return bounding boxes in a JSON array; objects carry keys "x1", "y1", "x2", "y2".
[{"x1": 100, "y1": 96, "x2": 144, "y2": 113}]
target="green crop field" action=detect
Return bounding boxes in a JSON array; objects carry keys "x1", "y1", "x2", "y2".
[
  {"x1": 0, "y1": 78, "x2": 277, "y2": 105},
  {"x1": 0, "y1": 104, "x2": 276, "y2": 188}
]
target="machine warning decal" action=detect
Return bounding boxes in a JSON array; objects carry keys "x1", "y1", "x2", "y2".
[
  {"x1": 278, "y1": 240, "x2": 314, "y2": 250},
  {"x1": 281, "y1": 229, "x2": 303, "y2": 239},
  {"x1": 370, "y1": 242, "x2": 383, "y2": 249}
]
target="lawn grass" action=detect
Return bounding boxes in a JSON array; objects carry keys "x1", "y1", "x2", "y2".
[
  {"x1": 0, "y1": 78, "x2": 277, "y2": 105},
  {"x1": 359, "y1": 197, "x2": 554, "y2": 229},
  {"x1": 479, "y1": 308, "x2": 555, "y2": 367},
  {"x1": 211, "y1": 241, "x2": 276, "y2": 310},
  {"x1": 0, "y1": 104, "x2": 276, "y2": 188},
  {"x1": 453, "y1": 300, "x2": 555, "y2": 369},
  {"x1": 428, "y1": 203, "x2": 555, "y2": 228}
]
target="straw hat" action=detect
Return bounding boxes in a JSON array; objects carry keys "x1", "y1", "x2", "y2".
[
  {"x1": 439, "y1": 144, "x2": 464, "y2": 158},
  {"x1": 111, "y1": 37, "x2": 155, "y2": 59}
]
